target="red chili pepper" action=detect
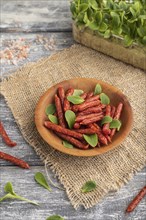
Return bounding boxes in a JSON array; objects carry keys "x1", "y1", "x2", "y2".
[
  {"x1": 126, "y1": 186, "x2": 146, "y2": 213},
  {"x1": 0, "y1": 151, "x2": 30, "y2": 169},
  {"x1": 0, "y1": 121, "x2": 17, "y2": 147}
]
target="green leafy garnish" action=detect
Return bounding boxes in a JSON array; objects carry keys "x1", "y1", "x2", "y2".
[
  {"x1": 63, "y1": 140, "x2": 74, "y2": 149},
  {"x1": 45, "y1": 104, "x2": 56, "y2": 116},
  {"x1": 35, "y1": 172, "x2": 52, "y2": 192},
  {"x1": 46, "y1": 215, "x2": 64, "y2": 220},
  {"x1": 101, "y1": 116, "x2": 112, "y2": 125},
  {"x1": 81, "y1": 181, "x2": 97, "y2": 193},
  {"x1": 48, "y1": 114, "x2": 58, "y2": 124},
  {"x1": 65, "y1": 110, "x2": 76, "y2": 129},
  {"x1": 67, "y1": 95, "x2": 84, "y2": 104},
  {"x1": 73, "y1": 89, "x2": 84, "y2": 96},
  {"x1": 70, "y1": 0, "x2": 146, "y2": 47},
  {"x1": 94, "y1": 84, "x2": 102, "y2": 95},
  {"x1": 110, "y1": 119, "x2": 122, "y2": 131},
  {"x1": 100, "y1": 93, "x2": 110, "y2": 105},
  {"x1": 83, "y1": 134, "x2": 98, "y2": 147},
  {"x1": 0, "y1": 182, "x2": 38, "y2": 205}
]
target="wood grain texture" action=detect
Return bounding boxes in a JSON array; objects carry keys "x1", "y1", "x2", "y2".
[
  {"x1": 1, "y1": 32, "x2": 74, "y2": 77},
  {"x1": 0, "y1": 167, "x2": 146, "y2": 220},
  {"x1": 0, "y1": 0, "x2": 146, "y2": 219},
  {"x1": 1, "y1": 0, "x2": 72, "y2": 32}
]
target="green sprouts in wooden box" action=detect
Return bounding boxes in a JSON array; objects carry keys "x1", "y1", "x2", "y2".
[{"x1": 70, "y1": 0, "x2": 146, "y2": 47}]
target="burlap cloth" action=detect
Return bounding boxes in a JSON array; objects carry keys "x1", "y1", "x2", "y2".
[{"x1": 1, "y1": 45, "x2": 146, "y2": 209}]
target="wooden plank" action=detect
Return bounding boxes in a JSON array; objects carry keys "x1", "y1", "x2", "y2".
[
  {"x1": 0, "y1": 32, "x2": 74, "y2": 166},
  {"x1": 0, "y1": 166, "x2": 145, "y2": 220},
  {"x1": 1, "y1": 0, "x2": 72, "y2": 32},
  {"x1": 1, "y1": 32, "x2": 74, "y2": 77}
]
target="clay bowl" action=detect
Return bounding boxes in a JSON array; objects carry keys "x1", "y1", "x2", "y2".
[{"x1": 35, "y1": 78, "x2": 133, "y2": 157}]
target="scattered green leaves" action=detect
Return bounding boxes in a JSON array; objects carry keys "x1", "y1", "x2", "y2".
[
  {"x1": 94, "y1": 84, "x2": 102, "y2": 95},
  {"x1": 48, "y1": 114, "x2": 58, "y2": 124},
  {"x1": 63, "y1": 140, "x2": 74, "y2": 149},
  {"x1": 81, "y1": 180, "x2": 97, "y2": 193},
  {"x1": 71, "y1": 0, "x2": 146, "y2": 47},
  {"x1": 73, "y1": 89, "x2": 84, "y2": 96},
  {"x1": 67, "y1": 95, "x2": 84, "y2": 104},
  {"x1": 110, "y1": 119, "x2": 122, "y2": 131},
  {"x1": 101, "y1": 116, "x2": 112, "y2": 125},
  {"x1": 35, "y1": 172, "x2": 52, "y2": 192},
  {"x1": 45, "y1": 104, "x2": 56, "y2": 116},
  {"x1": 0, "y1": 182, "x2": 38, "y2": 205},
  {"x1": 100, "y1": 93, "x2": 110, "y2": 105},
  {"x1": 46, "y1": 215, "x2": 64, "y2": 220},
  {"x1": 83, "y1": 134, "x2": 98, "y2": 147},
  {"x1": 65, "y1": 110, "x2": 76, "y2": 129}
]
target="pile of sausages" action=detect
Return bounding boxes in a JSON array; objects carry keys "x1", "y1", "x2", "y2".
[{"x1": 44, "y1": 86, "x2": 123, "y2": 149}]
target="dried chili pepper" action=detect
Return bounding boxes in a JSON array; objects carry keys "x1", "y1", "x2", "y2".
[
  {"x1": 0, "y1": 121, "x2": 17, "y2": 147},
  {"x1": 0, "y1": 151, "x2": 29, "y2": 169}
]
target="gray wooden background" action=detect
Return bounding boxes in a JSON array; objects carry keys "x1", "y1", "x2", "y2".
[{"x1": 0, "y1": 1, "x2": 146, "y2": 220}]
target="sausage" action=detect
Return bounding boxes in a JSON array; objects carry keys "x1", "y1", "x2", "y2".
[
  {"x1": 89, "y1": 124, "x2": 108, "y2": 145},
  {"x1": 44, "y1": 121, "x2": 83, "y2": 140},
  {"x1": 102, "y1": 105, "x2": 111, "y2": 135},
  {"x1": 63, "y1": 88, "x2": 74, "y2": 112},
  {"x1": 126, "y1": 186, "x2": 146, "y2": 213},
  {"x1": 0, "y1": 151, "x2": 29, "y2": 169},
  {"x1": 55, "y1": 94, "x2": 66, "y2": 128},
  {"x1": 73, "y1": 122, "x2": 80, "y2": 129},
  {"x1": 57, "y1": 132, "x2": 89, "y2": 149},
  {"x1": 72, "y1": 100, "x2": 101, "y2": 112},
  {"x1": 80, "y1": 115, "x2": 103, "y2": 125},
  {"x1": 80, "y1": 93, "x2": 87, "y2": 99},
  {"x1": 114, "y1": 102, "x2": 123, "y2": 120},
  {"x1": 86, "y1": 92, "x2": 93, "y2": 99},
  {"x1": 86, "y1": 95, "x2": 100, "y2": 102},
  {"x1": 0, "y1": 121, "x2": 17, "y2": 147},
  {"x1": 76, "y1": 112, "x2": 104, "y2": 123},
  {"x1": 58, "y1": 86, "x2": 65, "y2": 107},
  {"x1": 111, "y1": 106, "x2": 116, "y2": 118},
  {"x1": 73, "y1": 128, "x2": 97, "y2": 134},
  {"x1": 77, "y1": 106, "x2": 102, "y2": 116},
  {"x1": 110, "y1": 103, "x2": 123, "y2": 139}
]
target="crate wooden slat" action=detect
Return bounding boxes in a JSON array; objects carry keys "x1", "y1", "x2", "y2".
[{"x1": 73, "y1": 23, "x2": 146, "y2": 71}]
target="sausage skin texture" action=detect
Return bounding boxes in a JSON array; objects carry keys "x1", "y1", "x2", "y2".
[
  {"x1": 63, "y1": 88, "x2": 74, "y2": 112},
  {"x1": 102, "y1": 105, "x2": 111, "y2": 135},
  {"x1": 76, "y1": 112, "x2": 104, "y2": 123},
  {"x1": 55, "y1": 94, "x2": 66, "y2": 128},
  {"x1": 126, "y1": 186, "x2": 146, "y2": 213},
  {"x1": 57, "y1": 132, "x2": 89, "y2": 149},
  {"x1": 0, "y1": 151, "x2": 29, "y2": 169},
  {"x1": 72, "y1": 100, "x2": 101, "y2": 112},
  {"x1": 89, "y1": 124, "x2": 108, "y2": 145},
  {"x1": 0, "y1": 121, "x2": 17, "y2": 147},
  {"x1": 110, "y1": 102, "x2": 123, "y2": 139},
  {"x1": 44, "y1": 121, "x2": 83, "y2": 140}
]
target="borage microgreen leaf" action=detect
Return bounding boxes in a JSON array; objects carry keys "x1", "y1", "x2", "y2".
[
  {"x1": 48, "y1": 114, "x2": 58, "y2": 124},
  {"x1": 100, "y1": 93, "x2": 110, "y2": 105},
  {"x1": 65, "y1": 110, "x2": 76, "y2": 129},
  {"x1": 81, "y1": 181, "x2": 97, "y2": 193},
  {"x1": 46, "y1": 215, "x2": 64, "y2": 220},
  {"x1": 67, "y1": 95, "x2": 84, "y2": 104},
  {"x1": 101, "y1": 116, "x2": 112, "y2": 125},
  {"x1": 63, "y1": 141, "x2": 74, "y2": 149},
  {"x1": 73, "y1": 89, "x2": 84, "y2": 96},
  {"x1": 94, "y1": 84, "x2": 102, "y2": 95},
  {"x1": 110, "y1": 119, "x2": 122, "y2": 131},
  {"x1": 35, "y1": 172, "x2": 52, "y2": 192},
  {"x1": 83, "y1": 134, "x2": 98, "y2": 147},
  {"x1": 45, "y1": 104, "x2": 56, "y2": 116}
]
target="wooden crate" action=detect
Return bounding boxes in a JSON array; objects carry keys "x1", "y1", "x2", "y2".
[{"x1": 73, "y1": 23, "x2": 146, "y2": 71}]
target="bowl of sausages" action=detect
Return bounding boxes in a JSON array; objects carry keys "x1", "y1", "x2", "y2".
[{"x1": 35, "y1": 78, "x2": 133, "y2": 156}]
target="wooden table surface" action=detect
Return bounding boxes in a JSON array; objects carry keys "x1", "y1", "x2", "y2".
[{"x1": 0, "y1": 1, "x2": 146, "y2": 220}]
